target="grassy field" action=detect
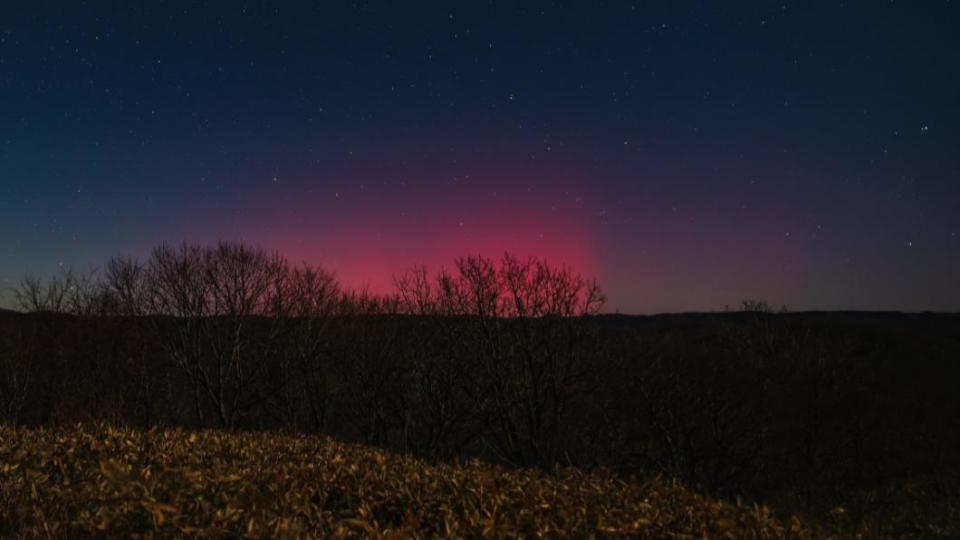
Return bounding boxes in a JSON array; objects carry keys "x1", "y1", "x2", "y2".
[{"x1": 0, "y1": 424, "x2": 810, "y2": 538}]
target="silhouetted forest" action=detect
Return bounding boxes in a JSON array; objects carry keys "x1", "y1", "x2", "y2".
[{"x1": 2, "y1": 242, "x2": 958, "y2": 533}]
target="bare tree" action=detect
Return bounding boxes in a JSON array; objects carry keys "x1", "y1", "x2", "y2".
[
  {"x1": 280, "y1": 264, "x2": 340, "y2": 431},
  {"x1": 134, "y1": 242, "x2": 294, "y2": 428},
  {"x1": 393, "y1": 253, "x2": 607, "y2": 466}
]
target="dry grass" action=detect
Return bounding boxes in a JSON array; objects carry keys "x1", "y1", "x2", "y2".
[{"x1": 0, "y1": 424, "x2": 809, "y2": 538}]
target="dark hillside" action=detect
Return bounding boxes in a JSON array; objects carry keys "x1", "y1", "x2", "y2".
[{"x1": 2, "y1": 310, "x2": 958, "y2": 535}]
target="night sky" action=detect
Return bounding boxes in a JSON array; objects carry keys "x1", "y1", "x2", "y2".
[{"x1": 2, "y1": 2, "x2": 958, "y2": 313}]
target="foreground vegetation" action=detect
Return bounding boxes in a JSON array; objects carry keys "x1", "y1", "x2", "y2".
[{"x1": 0, "y1": 424, "x2": 805, "y2": 538}]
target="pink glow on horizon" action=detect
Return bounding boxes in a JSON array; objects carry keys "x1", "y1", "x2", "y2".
[
  {"x1": 171, "y1": 172, "x2": 816, "y2": 313},
  {"x1": 249, "y1": 180, "x2": 602, "y2": 296}
]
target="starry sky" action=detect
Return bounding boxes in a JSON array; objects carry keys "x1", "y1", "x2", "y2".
[{"x1": 1, "y1": 1, "x2": 959, "y2": 313}]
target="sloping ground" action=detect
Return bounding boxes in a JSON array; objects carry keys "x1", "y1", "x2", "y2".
[{"x1": 0, "y1": 425, "x2": 805, "y2": 538}]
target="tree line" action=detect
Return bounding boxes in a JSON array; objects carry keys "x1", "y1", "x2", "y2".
[{"x1": 1, "y1": 241, "x2": 958, "y2": 529}]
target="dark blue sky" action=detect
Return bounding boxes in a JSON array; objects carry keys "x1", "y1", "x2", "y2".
[{"x1": 2, "y1": 1, "x2": 958, "y2": 312}]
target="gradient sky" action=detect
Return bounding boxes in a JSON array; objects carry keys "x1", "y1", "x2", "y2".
[{"x1": 2, "y1": 1, "x2": 958, "y2": 313}]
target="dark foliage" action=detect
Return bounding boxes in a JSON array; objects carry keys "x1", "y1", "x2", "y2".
[{"x1": 2, "y1": 242, "x2": 958, "y2": 536}]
